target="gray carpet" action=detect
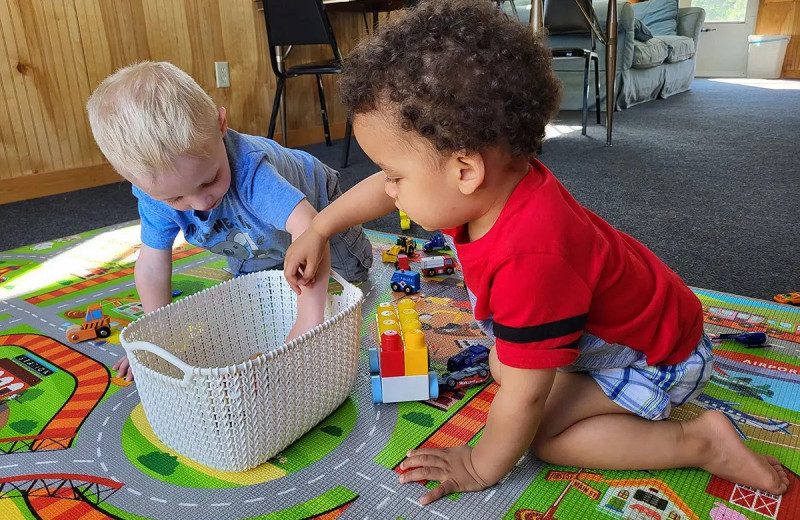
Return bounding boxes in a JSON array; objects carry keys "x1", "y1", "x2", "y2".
[{"x1": 1, "y1": 79, "x2": 798, "y2": 300}]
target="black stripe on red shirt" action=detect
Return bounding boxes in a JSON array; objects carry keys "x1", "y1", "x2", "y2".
[{"x1": 493, "y1": 313, "x2": 588, "y2": 344}]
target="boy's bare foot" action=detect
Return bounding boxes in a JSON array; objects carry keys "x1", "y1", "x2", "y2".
[{"x1": 687, "y1": 410, "x2": 789, "y2": 495}]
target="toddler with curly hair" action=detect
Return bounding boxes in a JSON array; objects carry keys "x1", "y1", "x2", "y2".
[{"x1": 284, "y1": 0, "x2": 789, "y2": 505}]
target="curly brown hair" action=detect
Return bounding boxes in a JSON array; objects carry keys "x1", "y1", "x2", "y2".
[{"x1": 339, "y1": 0, "x2": 562, "y2": 158}]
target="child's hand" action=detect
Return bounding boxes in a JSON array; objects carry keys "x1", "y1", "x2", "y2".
[
  {"x1": 398, "y1": 445, "x2": 491, "y2": 505},
  {"x1": 113, "y1": 355, "x2": 134, "y2": 381},
  {"x1": 284, "y1": 228, "x2": 328, "y2": 295}
]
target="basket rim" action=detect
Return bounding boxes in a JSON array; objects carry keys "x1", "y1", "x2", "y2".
[{"x1": 119, "y1": 270, "x2": 364, "y2": 384}]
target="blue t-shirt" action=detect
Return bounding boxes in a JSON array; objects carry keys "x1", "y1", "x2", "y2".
[{"x1": 134, "y1": 129, "x2": 335, "y2": 274}]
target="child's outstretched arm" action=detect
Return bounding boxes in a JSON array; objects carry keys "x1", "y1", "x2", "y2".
[
  {"x1": 285, "y1": 199, "x2": 331, "y2": 342},
  {"x1": 399, "y1": 364, "x2": 556, "y2": 504},
  {"x1": 284, "y1": 171, "x2": 395, "y2": 294},
  {"x1": 118, "y1": 245, "x2": 174, "y2": 380}
]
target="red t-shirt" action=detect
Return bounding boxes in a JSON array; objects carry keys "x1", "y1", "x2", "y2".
[{"x1": 442, "y1": 161, "x2": 703, "y2": 370}]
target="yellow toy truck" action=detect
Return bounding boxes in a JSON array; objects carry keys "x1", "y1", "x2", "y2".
[{"x1": 381, "y1": 236, "x2": 417, "y2": 263}]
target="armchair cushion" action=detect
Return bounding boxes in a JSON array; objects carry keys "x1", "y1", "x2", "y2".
[
  {"x1": 656, "y1": 35, "x2": 696, "y2": 63},
  {"x1": 632, "y1": 0, "x2": 678, "y2": 36},
  {"x1": 632, "y1": 38, "x2": 669, "y2": 69},
  {"x1": 634, "y1": 18, "x2": 654, "y2": 42}
]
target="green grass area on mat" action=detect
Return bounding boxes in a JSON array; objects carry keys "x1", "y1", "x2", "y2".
[
  {"x1": 0, "y1": 260, "x2": 40, "y2": 292},
  {"x1": 120, "y1": 396, "x2": 357, "y2": 489},
  {"x1": 4, "y1": 228, "x2": 105, "y2": 255},
  {"x1": 270, "y1": 396, "x2": 358, "y2": 474},
  {"x1": 18, "y1": 249, "x2": 212, "y2": 308},
  {"x1": 0, "y1": 314, "x2": 12, "y2": 321},
  {"x1": 374, "y1": 382, "x2": 490, "y2": 469},
  {"x1": 120, "y1": 415, "x2": 239, "y2": 489},
  {"x1": 0, "y1": 346, "x2": 76, "y2": 439},
  {"x1": 203, "y1": 257, "x2": 230, "y2": 269},
  {"x1": 56, "y1": 275, "x2": 222, "y2": 327},
  {"x1": 0, "y1": 327, "x2": 122, "y2": 445},
  {"x1": 705, "y1": 381, "x2": 800, "y2": 427}
]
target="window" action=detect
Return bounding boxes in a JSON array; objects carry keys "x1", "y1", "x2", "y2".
[{"x1": 692, "y1": 0, "x2": 748, "y2": 23}]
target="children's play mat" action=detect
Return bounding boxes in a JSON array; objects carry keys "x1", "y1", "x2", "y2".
[{"x1": 0, "y1": 224, "x2": 797, "y2": 520}]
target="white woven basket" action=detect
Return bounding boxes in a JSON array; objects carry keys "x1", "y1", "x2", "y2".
[{"x1": 119, "y1": 270, "x2": 363, "y2": 472}]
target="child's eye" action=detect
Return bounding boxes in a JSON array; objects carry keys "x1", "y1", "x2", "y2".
[
  {"x1": 201, "y1": 174, "x2": 219, "y2": 188},
  {"x1": 166, "y1": 197, "x2": 182, "y2": 205},
  {"x1": 385, "y1": 177, "x2": 399, "y2": 184}
]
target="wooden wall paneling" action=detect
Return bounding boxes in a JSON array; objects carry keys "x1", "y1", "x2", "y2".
[
  {"x1": 0, "y1": 1, "x2": 378, "y2": 202},
  {"x1": 1, "y1": 0, "x2": 55, "y2": 176},
  {"x1": 0, "y1": 1, "x2": 27, "y2": 177},
  {"x1": 74, "y1": 0, "x2": 153, "y2": 90},
  {"x1": 756, "y1": 0, "x2": 800, "y2": 78},
  {"x1": 217, "y1": 0, "x2": 272, "y2": 138},
  {"x1": 786, "y1": 2, "x2": 800, "y2": 77},
  {"x1": 44, "y1": 1, "x2": 96, "y2": 168},
  {"x1": 22, "y1": 0, "x2": 76, "y2": 171}
]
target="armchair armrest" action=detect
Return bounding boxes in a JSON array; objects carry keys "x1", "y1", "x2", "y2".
[{"x1": 678, "y1": 7, "x2": 706, "y2": 47}]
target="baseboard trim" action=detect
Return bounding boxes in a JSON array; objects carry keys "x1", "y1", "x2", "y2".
[
  {"x1": 0, "y1": 122, "x2": 350, "y2": 205},
  {"x1": 0, "y1": 164, "x2": 123, "y2": 205}
]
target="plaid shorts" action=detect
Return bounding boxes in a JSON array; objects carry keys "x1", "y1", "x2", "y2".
[{"x1": 560, "y1": 333, "x2": 714, "y2": 420}]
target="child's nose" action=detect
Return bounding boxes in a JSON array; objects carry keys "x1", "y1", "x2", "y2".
[
  {"x1": 384, "y1": 183, "x2": 397, "y2": 199},
  {"x1": 192, "y1": 195, "x2": 216, "y2": 211}
]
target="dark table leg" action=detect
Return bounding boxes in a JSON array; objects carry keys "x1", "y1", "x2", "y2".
[{"x1": 605, "y1": 0, "x2": 616, "y2": 146}]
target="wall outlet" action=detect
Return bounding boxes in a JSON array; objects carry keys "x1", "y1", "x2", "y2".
[{"x1": 215, "y1": 62, "x2": 230, "y2": 88}]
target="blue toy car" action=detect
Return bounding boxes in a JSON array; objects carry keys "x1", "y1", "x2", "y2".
[
  {"x1": 439, "y1": 363, "x2": 490, "y2": 390},
  {"x1": 447, "y1": 344, "x2": 490, "y2": 372},
  {"x1": 390, "y1": 270, "x2": 420, "y2": 295}
]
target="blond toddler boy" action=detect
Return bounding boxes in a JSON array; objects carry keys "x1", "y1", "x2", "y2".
[{"x1": 88, "y1": 61, "x2": 371, "y2": 380}]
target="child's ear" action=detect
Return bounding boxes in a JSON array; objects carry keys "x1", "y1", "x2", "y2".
[
  {"x1": 452, "y1": 151, "x2": 485, "y2": 195},
  {"x1": 218, "y1": 107, "x2": 228, "y2": 134}
]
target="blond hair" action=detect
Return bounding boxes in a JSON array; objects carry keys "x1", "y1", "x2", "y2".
[{"x1": 87, "y1": 61, "x2": 219, "y2": 182}]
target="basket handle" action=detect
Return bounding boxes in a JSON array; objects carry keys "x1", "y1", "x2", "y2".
[
  {"x1": 328, "y1": 269, "x2": 349, "y2": 288},
  {"x1": 124, "y1": 340, "x2": 195, "y2": 386}
]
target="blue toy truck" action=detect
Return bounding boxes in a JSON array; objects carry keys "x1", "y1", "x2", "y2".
[
  {"x1": 390, "y1": 270, "x2": 420, "y2": 295},
  {"x1": 423, "y1": 232, "x2": 449, "y2": 252}
]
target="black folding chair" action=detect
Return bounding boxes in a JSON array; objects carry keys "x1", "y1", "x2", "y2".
[
  {"x1": 544, "y1": 0, "x2": 604, "y2": 136},
  {"x1": 262, "y1": 0, "x2": 354, "y2": 167}
]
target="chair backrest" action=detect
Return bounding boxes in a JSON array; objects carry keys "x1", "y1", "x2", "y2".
[
  {"x1": 544, "y1": 0, "x2": 594, "y2": 35},
  {"x1": 262, "y1": 0, "x2": 341, "y2": 76}
]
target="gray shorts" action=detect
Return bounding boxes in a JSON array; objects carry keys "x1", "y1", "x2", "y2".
[
  {"x1": 325, "y1": 167, "x2": 372, "y2": 283},
  {"x1": 226, "y1": 166, "x2": 372, "y2": 282}
]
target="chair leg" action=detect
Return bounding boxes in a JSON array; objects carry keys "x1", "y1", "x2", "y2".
[
  {"x1": 582, "y1": 54, "x2": 590, "y2": 136},
  {"x1": 508, "y1": 0, "x2": 519, "y2": 19},
  {"x1": 316, "y1": 75, "x2": 332, "y2": 147},
  {"x1": 268, "y1": 77, "x2": 285, "y2": 140},
  {"x1": 340, "y1": 116, "x2": 353, "y2": 169},
  {"x1": 593, "y1": 55, "x2": 601, "y2": 125}
]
